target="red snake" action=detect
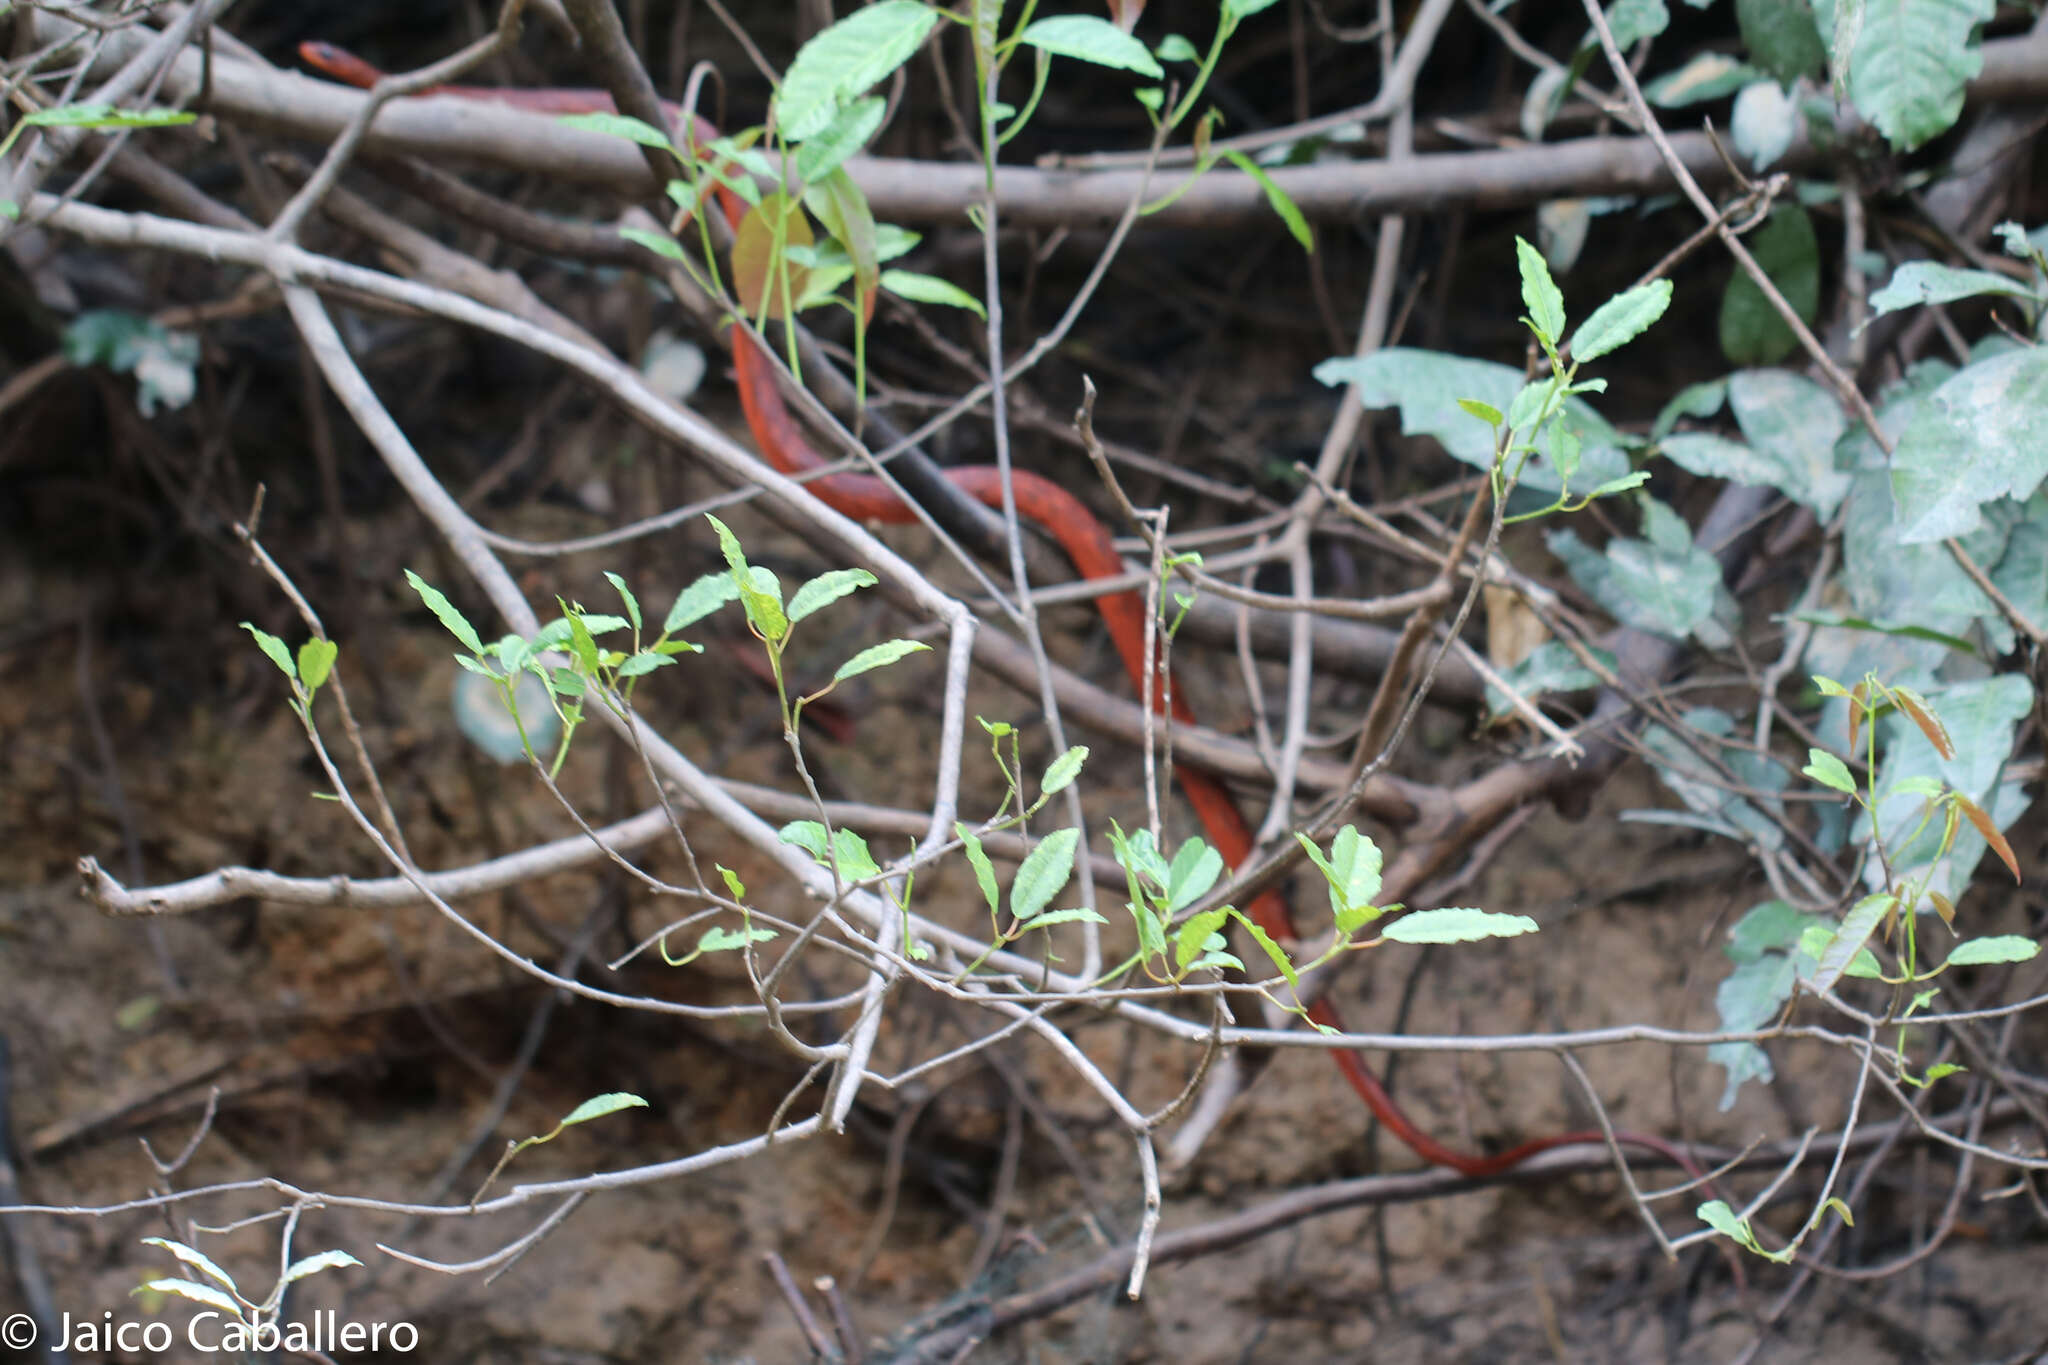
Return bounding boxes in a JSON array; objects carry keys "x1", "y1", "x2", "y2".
[{"x1": 300, "y1": 42, "x2": 1718, "y2": 1187}]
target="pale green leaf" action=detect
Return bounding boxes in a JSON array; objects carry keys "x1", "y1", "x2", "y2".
[
  {"x1": 789, "y1": 568, "x2": 877, "y2": 624},
  {"x1": 1945, "y1": 934, "x2": 2040, "y2": 966},
  {"x1": 1017, "y1": 15, "x2": 1165, "y2": 77},
  {"x1": 1012, "y1": 827, "x2": 1080, "y2": 922},
  {"x1": 776, "y1": 1, "x2": 941, "y2": 141},
  {"x1": 1515, "y1": 235, "x2": 1566, "y2": 341},
  {"x1": 405, "y1": 569, "x2": 486, "y2": 655},
  {"x1": 834, "y1": 638, "x2": 930, "y2": 681},
  {"x1": 1381, "y1": 908, "x2": 1540, "y2": 943},
  {"x1": 1569, "y1": 279, "x2": 1673, "y2": 361}
]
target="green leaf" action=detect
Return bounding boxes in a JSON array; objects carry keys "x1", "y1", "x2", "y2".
[
  {"x1": 1017, "y1": 15, "x2": 1165, "y2": 77},
  {"x1": 1484, "y1": 639, "x2": 1609, "y2": 719},
  {"x1": 295, "y1": 638, "x2": 338, "y2": 692},
  {"x1": 736, "y1": 565, "x2": 788, "y2": 642},
  {"x1": 1548, "y1": 518, "x2": 1725, "y2": 644},
  {"x1": 405, "y1": 569, "x2": 486, "y2": 655},
  {"x1": 1011, "y1": 827, "x2": 1081, "y2": 922},
  {"x1": 1040, "y1": 745, "x2": 1089, "y2": 796},
  {"x1": 1725, "y1": 368, "x2": 1851, "y2": 518},
  {"x1": 794, "y1": 95, "x2": 887, "y2": 183},
  {"x1": 559, "y1": 1092, "x2": 651, "y2": 1127},
  {"x1": 617, "y1": 650, "x2": 676, "y2": 678},
  {"x1": 1569, "y1": 279, "x2": 1673, "y2": 361},
  {"x1": 717, "y1": 864, "x2": 748, "y2": 900},
  {"x1": 1381, "y1": 908, "x2": 1540, "y2": 943},
  {"x1": 1890, "y1": 347, "x2": 2048, "y2": 543},
  {"x1": 1174, "y1": 907, "x2": 1232, "y2": 973},
  {"x1": 779, "y1": 820, "x2": 883, "y2": 881},
  {"x1": 24, "y1": 104, "x2": 197, "y2": 130},
  {"x1": 698, "y1": 925, "x2": 777, "y2": 952},
  {"x1": 1605, "y1": 0, "x2": 1671, "y2": 46},
  {"x1": 605, "y1": 572, "x2": 643, "y2": 632},
  {"x1": 1797, "y1": 923, "x2": 1884, "y2": 977},
  {"x1": 665, "y1": 572, "x2": 741, "y2": 632},
  {"x1": 834, "y1": 638, "x2": 930, "y2": 681},
  {"x1": 1019, "y1": 907, "x2": 1111, "y2": 930},
  {"x1": 1738, "y1": 0, "x2": 1827, "y2": 83},
  {"x1": 1843, "y1": 0, "x2": 1993, "y2": 151},
  {"x1": 1239, "y1": 916, "x2": 1300, "y2": 991},
  {"x1": 788, "y1": 568, "x2": 877, "y2": 624},
  {"x1": 1156, "y1": 33, "x2": 1200, "y2": 61},
  {"x1": 879, "y1": 269, "x2": 987, "y2": 318},
  {"x1": 1945, "y1": 934, "x2": 2040, "y2": 966},
  {"x1": 241, "y1": 623, "x2": 297, "y2": 681},
  {"x1": 1314, "y1": 349, "x2": 1631, "y2": 493},
  {"x1": 558, "y1": 111, "x2": 675, "y2": 148},
  {"x1": 775, "y1": 1, "x2": 941, "y2": 141},
  {"x1": 620, "y1": 226, "x2": 691, "y2": 263},
  {"x1": 1458, "y1": 397, "x2": 1505, "y2": 426},
  {"x1": 956, "y1": 822, "x2": 1001, "y2": 917},
  {"x1": 803, "y1": 167, "x2": 881, "y2": 313},
  {"x1": 1868, "y1": 261, "x2": 2037, "y2": 318},
  {"x1": 1802, "y1": 747, "x2": 1858, "y2": 794},
  {"x1": 1720, "y1": 204, "x2": 1820, "y2": 366},
  {"x1": 1220, "y1": 149, "x2": 1312, "y2": 252},
  {"x1": 1294, "y1": 825, "x2": 1383, "y2": 921},
  {"x1": 1166, "y1": 839, "x2": 1224, "y2": 911},
  {"x1": 1698, "y1": 1200, "x2": 1793, "y2": 1261},
  {"x1": 1515, "y1": 236, "x2": 1567, "y2": 342},
  {"x1": 1809, "y1": 892, "x2": 1893, "y2": 996}
]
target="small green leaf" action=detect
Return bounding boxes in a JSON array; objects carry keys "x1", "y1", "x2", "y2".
[
  {"x1": 1802, "y1": 748, "x2": 1857, "y2": 795},
  {"x1": 1174, "y1": 907, "x2": 1233, "y2": 973},
  {"x1": 620, "y1": 226, "x2": 691, "y2": 263},
  {"x1": 1018, "y1": 907, "x2": 1111, "y2": 930},
  {"x1": 604, "y1": 572, "x2": 643, "y2": 632},
  {"x1": 405, "y1": 569, "x2": 486, "y2": 655},
  {"x1": 1166, "y1": 838, "x2": 1224, "y2": 911},
  {"x1": 665, "y1": 572, "x2": 741, "y2": 632},
  {"x1": 956, "y1": 822, "x2": 1001, "y2": 917},
  {"x1": 1923, "y1": 1062, "x2": 1965, "y2": 1083},
  {"x1": 1697, "y1": 1199, "x2": 1792, "y2": 1261},
  {"x1": 241, "y1": 623, "x2": 297, "y2": 681},
  {"x1": 1156, "y1": 33, "x2": 1200, "y2": 60},
  {"x1": 1239, "y1": 915, "x2": 1300, "y2": 991},
  {"x1": 1809, "y1": 892, "x2": 1893, "y2": 995},
  {"x1": 141, "y1": 1238, "x2": 238, "y2": 1294},
  {"x1": 1011, "y1": 827, "x2": 1081, "y2": 922},
  {"x1": 879, "y1": 269, "x2": 987, "y2": 318},
  {"x1": 1515, "y1": 235, "x2": 1567, "y2": 342},
  {"x1": 1381, "y1": 908, "x2": 1540, "y2": 943},
  {"x1": 1017, "y1": 14, "x2": 1166, "y2": 77},
  {"x1": 1040, "y1": 745, "x2": 1089, "y2": 796},
  {"x1": 717, "y1": 864, "x2": 748, "y2": 900},
  {"x1": 1458, "y1": 397, "x2": 1505, "y2": 426},
  {"x1": 559, "y1": 1092, "x2": 650, "y2": 1127},
  {"x1": 617, "y1": 651, "x2": 676, "y2": 678},
  {"x1": 789, "y1": 568, "x2": 877, "y2": 624},
  {"x1": 25, "y1": 104, "x2": 198, "y2": 130},
  {"x1": 1568, "y1": 279, "x2": 1673, "y2": 361},
  {"x1": 1220, "y1": 149, "x2": 1312, "y2": 253},
  {"x1": 139, "y1": 1279, "x2": 243, "y2": 1317},
  {"x1": 1945, "y1": 935, "x2": 2040, "y2": 966},
  {"x1": 558, "y1": 111, "x2": 675, "y2": 148},
  {"x1": 698, "y1": 924, "x2": 778, "y2": 952},
  {"x1": 834, "y1": 638, "x2": 930, "y2": 681}
]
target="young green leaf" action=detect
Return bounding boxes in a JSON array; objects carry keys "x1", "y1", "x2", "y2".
[
  {"x1": 1458, "y1": 397, "x2": 1505, "y2": 427},
  {"x1": 1697, "y1": 1200, "x2": 1792, "y2": 1261},
  {"x1": 1515, "y1": 235, "x2": 1567, "y2": 342},
  {"x1": 617, "y1": 651, "x2": 677, "y2": 678},
  {"x1": 794, "y1": 96, "x2": 888, "y2": 184},
  {"x1": 834, "y1": 638, "x2": 930, "y2": 682},
  {"x1": 879, "y1": 269, "x2": 987, "y2": 318},
  {"x1": 717, "y1": 864, "x2": 748, "y2": 901},
  {"x1": 604, "y1": 572, "x2": 643, "y2": 632},
  {"x1": 140, "y1": 1279, "x2": 244, "y2": 1317},
  {"x1": 241, "y1": 624, "x2": 297, "y2": 682},
  {"x1": 1018, "y1": 907, "x2": 1111, "y2": 930},
  {"x1": 620, "y1": 226, "x2": 692, "y2": 263},
  {"x1": 1239, "y1": 916, "x2": 1300, "y2": 991},
  {"x1": 789, "y1": 568, "x2": 878, "y2": 624},
  {"x1": 1219, "y1": 149, "x2": 1312, "y2": 253},
  {"x1": 1040, "y1": 745, "x2": 1090, "y2": 797},
  {"x1": 25, "y1": 105, "x2": 198, "y2": 130},
  {"x1": 1568, "y1": 279, "x2": 1673, "y2": 361},
  {"x1": 558, "y1": 111, "x2": 675, "y2": 149},
  {"x1": 956, "y1": 821, "x2": 1001, "y2": 918},
  {"x1": 558, "y1": 1092, "x2": 651, "y2": 1127},
  {"x1": 141, "y1": 1238, "x2": 239, "y2": 1295},
  {"x1": 1011, "y1": 827, "x2": 1081, "y2": 923},
  {"x1": 1808, "y1": 892, "x2": 1893, "y2": 996},
  {"x1": 1017, "y1": 15, "x2": 1165, "y2": 77},
  {"x1": 1944, "y1": 935, "x2": 2041, "y2": 967},
  {"x1": 698, "y1": 925, "x2": 778, "y2": 952},
  {"x1": 1166, "y1": 838, "x2": 1224, "y2": 911},
  {"x1": 775, "y1": 1, "x2": 941, "y2": 141},
  {"x1": 665, "y1": 572, "x2": 741, "y2": 632},
  {"x1": 1802, "y1": 748, "x2": 1857, "y2": 795},
  {"x1": 295, "y1": 638, "x2": 338, "y2": 692},
  {"x1": 405, "y1": 569, "x2": 486, "y2": 655},
  {"x1": 1380, "y1": 908, "x2": 1540, "y2": 943},
  {"x1": 1174, "y1": 907, "x2": 1232, "y2": 973}
]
